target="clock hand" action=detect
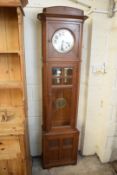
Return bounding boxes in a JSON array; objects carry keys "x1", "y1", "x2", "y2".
[
  {"x1": 66, "y1": 42, "x2": 70, "y2": 48},
  {"x1": 61, "y1": 40, "x2": 64, "y2": 51}
]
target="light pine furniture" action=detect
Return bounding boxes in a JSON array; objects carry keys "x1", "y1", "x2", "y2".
[
  {"x1": 0, "y1": 1, "x2": 32, "y2": 174},
  {"x1": 0, "y1": 0, "x2": 28, "y2": 7},
  {"x1": 38, "y1": 6, "x2": 87, "y2": 168}
]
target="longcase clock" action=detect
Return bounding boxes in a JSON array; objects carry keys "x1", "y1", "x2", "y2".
[{"x1": 38, "y1": 6, "x2": 87, "y2": 168}]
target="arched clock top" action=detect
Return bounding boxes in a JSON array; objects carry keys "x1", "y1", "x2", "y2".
[
  {"x1": 43, "y1": 6, "x2": 84, "y2": 15},
  {"x1": 38, "y1": 6, "x2": 88, "y2": 21}
]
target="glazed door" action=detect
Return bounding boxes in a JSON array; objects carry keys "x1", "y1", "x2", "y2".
[{"x1": 46, "y1": 62, "x2": 80, "y2": 131}]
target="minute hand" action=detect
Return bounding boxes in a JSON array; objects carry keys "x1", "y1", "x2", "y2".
[{"x1": 61, "y1": 40, "x2": 64, "y2": 51}]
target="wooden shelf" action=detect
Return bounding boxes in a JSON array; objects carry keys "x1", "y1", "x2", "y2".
[
  {"x1": 0, "y1": 81, "x2": 22, "y2": 89},
  {"x1": 0, "y1": 51, "x2": 20, "y2": 55},
  {"x1": 0, "y1": 6, "x2": 31, "y2": 175},
  {"x1": 0, "y1": 105, "x2": 24, "y2": 108}
]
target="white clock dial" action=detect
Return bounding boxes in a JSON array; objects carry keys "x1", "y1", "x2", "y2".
[{"x1": 52, "y1": 29, "x2": 74, "y2": 53}]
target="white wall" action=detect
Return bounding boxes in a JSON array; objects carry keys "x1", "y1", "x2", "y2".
[
  {"x1": 24, "y1": 0, "x2": 117, "y2": 162},
  {"x1": 82, "y1": 12, "x2": 113, "y2": 159},
  {"x1": 81, "y1": 1, "x2": 117, "y2": 162},
  {"x1": 104, "y1": 6, "x2": 117, "y2": 161},
  {"x1": 24, "y1": 9, "x2": 42, "y2": 155}
]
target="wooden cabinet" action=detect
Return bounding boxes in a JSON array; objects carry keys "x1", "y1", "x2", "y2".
[
  {"x1": 43, "y1": 130, "x2": 79, "y2": 167},
  {"x1": 0, "y1": 3, "x2": 31, "y2": 175},
  {"x1": 38, "y1": 6, "x2": 87, "y2": 168}
]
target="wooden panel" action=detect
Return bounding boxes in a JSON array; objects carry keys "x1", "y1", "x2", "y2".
[
  {"x1": 44, "y1": 136, "x2": 60, "y2": 165},
  {"x1": 0, "y1": 8, "x2": 19, "y2": 52},
  {"x1": 0, "y1": 136, "x2": 21, "y2": 160},
  {"x1": 0, "y1": 160, "x2": 9, "y2": 175},
  {"x1": 43, "y1": 130, "x2": 79, "y2": 168},
  {"x1": 0, "y1": 89, "x2": 23, "y2": 107},
  {"x1": 51, "y1": 88, "x2": 72, "y2": 127},
  {"x1": 0, "y1": 54, "x2": 21, "y2": 81},
  {"x1": 0, "y1": 81, "x2": 22, "y2": 89},
  {"x1": 0, "y1": 9, "x2": 6, "y2": 52},
  {"x1": 0, "y1": 159, "x2": 26, "y2": 175},
  {"x1": 47, "y1": 139, "x2": 60, "y2": 162},
  {"x1": 8, "y1": 159, "x2": 22, "y2": 175},
  {"x1": 61, "y1": 137, "x2": 74, "y2": 161},
  {"x1": 7, "y1": 159, "x2": 22, "y2": 175},
  {"x1": 0, "y1": 107, "x2": 24, "y2": 136},
  {"x1": 0, "y1": 135, "x2": 29, "y2": 160}
]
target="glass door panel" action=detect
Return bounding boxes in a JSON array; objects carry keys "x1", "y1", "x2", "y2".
[
  {"x1": 63, "y1": 78, "x2": 72, "y2": 85},
  {"x1": 51, "y1": 67, "x2": 73, "y2": 86},
  {"x1": 52, "y1": 68, "x2": 62, "y2": 77},
  {"x1": 52, "y1": 78, "x2": 62, "y2": 85},
  {"x1": 63, "y1": 68, "x2": 73, "y2": 76}
]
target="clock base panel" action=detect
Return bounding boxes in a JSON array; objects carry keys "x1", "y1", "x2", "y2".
[{"x1": 42, "y1": 129, "x2": 79, "y2": 168}]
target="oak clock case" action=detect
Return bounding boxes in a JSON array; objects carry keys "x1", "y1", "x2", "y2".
[{"x1": 38, "y1": 6, "x2": 87, "y2": 168}]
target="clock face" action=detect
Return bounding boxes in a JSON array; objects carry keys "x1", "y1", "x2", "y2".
[{"x1": 52, "y1": 29, "x2": 74, "y2": 53}]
